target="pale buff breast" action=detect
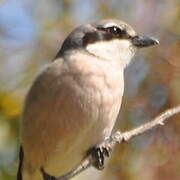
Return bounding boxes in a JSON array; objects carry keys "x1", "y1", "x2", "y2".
[
  {"x1": 22, "y1": 52, "x2": 124, "y2": 177},
  {"x1": 42, "y1": 53, "x2": 124, "y2": 177}
]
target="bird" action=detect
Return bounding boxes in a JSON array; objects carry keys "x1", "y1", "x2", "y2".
[{"x1": 17, "y1": 19, "x2": 159, "y2": 180}]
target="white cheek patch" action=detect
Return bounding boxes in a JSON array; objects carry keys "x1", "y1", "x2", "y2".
[
  {"x1": 86, "y1": 39, "x2": 136, "y2": 68},
  {"x1": 116, "y1": 39, "x2": 132, "y2": 49}
]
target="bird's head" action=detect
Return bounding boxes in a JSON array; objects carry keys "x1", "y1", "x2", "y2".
[{"x1": 58, "y1": 19, "x2": 159, "y2": 68}]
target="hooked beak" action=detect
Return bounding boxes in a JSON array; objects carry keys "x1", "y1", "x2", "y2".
[{"x1": 132, "y1": 35, "x2": 159, "y2": 48}]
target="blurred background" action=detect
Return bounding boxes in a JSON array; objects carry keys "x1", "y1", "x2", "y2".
[{"x1": 0, "y1": 0, "x2": 179, "y2": 179}]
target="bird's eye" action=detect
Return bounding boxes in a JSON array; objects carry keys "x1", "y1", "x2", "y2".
[
  {"x1": 97, "y1": 26, "x2": 126, "y2": 37},
  {"x1": 107, "y1": 26, "x2": 125, "y2": 36}
]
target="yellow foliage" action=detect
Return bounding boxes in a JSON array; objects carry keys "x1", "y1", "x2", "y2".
[{"x1": 0, "y1": 92, "x2": 22, "y2": 119}]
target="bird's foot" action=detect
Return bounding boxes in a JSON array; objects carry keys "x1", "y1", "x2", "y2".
[{"x1": 89, "y1": 143, "x2": 112, "y2": 170}]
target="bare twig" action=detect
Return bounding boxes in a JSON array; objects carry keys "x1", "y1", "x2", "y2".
[{"x1": 57, "y1": 105, "x2": 180, "y2": 180}]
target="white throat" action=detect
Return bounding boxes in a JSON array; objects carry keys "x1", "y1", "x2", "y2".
[{"x1": 86, "y1": 39, "x2": 136, "y2": 68}]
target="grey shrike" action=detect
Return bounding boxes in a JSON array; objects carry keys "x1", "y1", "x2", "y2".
[{"x1": 17, "y1": 19, "x2": 159, "y2": 180}]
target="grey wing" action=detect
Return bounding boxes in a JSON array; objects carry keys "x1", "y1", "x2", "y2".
[{"x1": 21, "y1": 60, "x2": 83, "y2": 169}]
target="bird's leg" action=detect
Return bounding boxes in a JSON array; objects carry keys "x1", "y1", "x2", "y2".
[{"x1": 89, "y1": 141, "x2": 112, "y2": 170}]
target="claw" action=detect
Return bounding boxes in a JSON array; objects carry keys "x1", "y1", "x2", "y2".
[{"x1": 89, "y1": 144, "x2": 112, "y2": 170}]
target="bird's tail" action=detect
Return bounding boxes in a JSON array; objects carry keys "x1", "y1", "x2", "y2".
[
  {"x1": 17, "y1": 147, "x2": 23, "y2": 180},
  {"x1": 17, "y1": 147, "x2": 44, "y2": 180}
]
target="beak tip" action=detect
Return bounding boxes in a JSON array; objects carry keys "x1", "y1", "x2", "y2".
[
  {"x1": 132, "y1": 36, "x2": 160, "y2": 47},
  {"x1": 153, "y1": 38, "x2": 160, "y2": 45}
]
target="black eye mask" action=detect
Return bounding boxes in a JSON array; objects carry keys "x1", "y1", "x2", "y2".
[{"x1": 97, "y1": 26, "x2": 127, "y2": 38}]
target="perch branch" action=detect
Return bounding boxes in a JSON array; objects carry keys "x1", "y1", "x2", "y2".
[{"x1": 57, "y1": 105, "x2": 180, "y2": 180}]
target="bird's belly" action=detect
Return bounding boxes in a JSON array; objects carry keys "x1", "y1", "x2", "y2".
[{"x1": 44, "y1": 80, "x2": 123, "y2": 177}]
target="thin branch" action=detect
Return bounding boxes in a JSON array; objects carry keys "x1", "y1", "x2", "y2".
[{"x1": 57, "y1": 105, "x2": 180, "y2": 180}]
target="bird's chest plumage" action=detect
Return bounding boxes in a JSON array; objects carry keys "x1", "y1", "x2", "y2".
[
  {"x1": 43, "y1": 55, "x2": 124, "y2": 176},
  {"x1": 81, "y1": 71, "x2": 123, "y2": 142},
  {"x1": 66, "y1": 54, "x2": 124, "y2": 141}
]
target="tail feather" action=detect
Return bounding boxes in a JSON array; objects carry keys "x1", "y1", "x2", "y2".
[
  {"x1": 17, "y1": 146, "x2": 23, "y2": 180},
  {"x1": 17, "y1": 146, "x2": 57, "y2": 180}
]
